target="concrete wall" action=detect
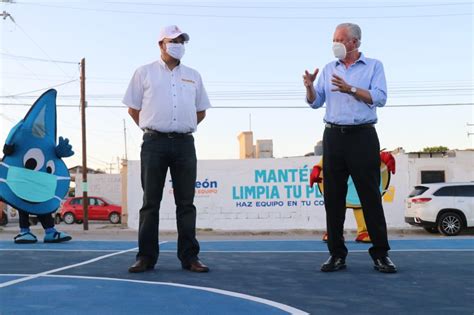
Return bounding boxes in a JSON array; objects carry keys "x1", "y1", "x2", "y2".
[
  {"x1": 126, "y1": 153, "x2": 449, "y2": 231},
  {"x1": 123, "y1": 150, "x2": 474, "y2": 231},
  {"x1": 75, "y1": 174, "x2": 122, "y2": 205}
]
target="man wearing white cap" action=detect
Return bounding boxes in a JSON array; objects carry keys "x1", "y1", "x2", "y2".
[{"x1": 123, "y1": 25, "x2": 211, "y2": 273}]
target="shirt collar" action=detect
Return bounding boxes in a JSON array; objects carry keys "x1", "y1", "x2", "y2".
[
  {"x1": 158, "y1": 57, "x2": 181, "y2": 71},
  {"x1": 336, "y1": 52, "x2": 367, "y2": 66}
]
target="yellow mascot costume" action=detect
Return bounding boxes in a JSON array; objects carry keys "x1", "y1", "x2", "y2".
[{"x1": 310, "y1": 151, "x2": 396, "y2": 243}]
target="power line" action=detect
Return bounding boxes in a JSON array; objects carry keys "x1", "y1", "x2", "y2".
[
  {"x1": 1, "y1": 48, "x2": 44, "y2": 82},
  {"x1": 5, "y1": 15, "x2": 78, "y2": 80},
  {"x1": 0, "y1": 102, "x2": 472, "y2": 108},
  {"x1": 106, "y1": 1, "x2": 474, "y2": 10},
  {"x1": 2, "y1": 79, "x2": 79, "y2": 97},
  {"x1": 15, "y1": 2, "x2": 474, "y2": 20},
  {"x1": 2, "y1": 90, "x2": 472, "y2": 101},
  {"x1": 0, "y1": 52, "x2": 80, "y2": 65},
  {"x1": 2, "y1": 70, "x2": 472, "y2": 87}
]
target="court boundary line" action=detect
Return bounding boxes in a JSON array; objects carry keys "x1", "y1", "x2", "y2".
[
  {"x1": 0, "y1": 241, "x2": 166, "y2": 288},
  {"x1": 0, "y1": 273, "x2": 309, "y2": 315},
  {"x1": 0, "y1": 249, "x2": 472, "y2": 253}
]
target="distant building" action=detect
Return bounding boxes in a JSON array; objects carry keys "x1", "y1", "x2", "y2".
[
  {"x1": 68, "y1": 166, "x2": 105, "y2": 182},
  {"x1": 237, "y1": 131, "x2": 255, "y2": 159},
  {"x1": 238, "y1": 131, "x2": 273, "y2": 159},
  {"x1": 314, "y1": 140, "x2": 323, "y2": 156},
  {"x1": 256, "y1": 139, "x2": 273, "y2": 158}
]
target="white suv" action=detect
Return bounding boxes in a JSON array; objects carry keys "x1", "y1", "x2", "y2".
[{"x1": 405, "y1": 182, "x2": 474, "y2": 236}]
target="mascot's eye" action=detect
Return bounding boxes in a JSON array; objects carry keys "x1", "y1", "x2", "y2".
[
  {"x1": 46, "y1": 160, "x2": 55, "y2": 174},
  {"x1": 23, "y1": 148, "x2": 44, "y2": 171}
]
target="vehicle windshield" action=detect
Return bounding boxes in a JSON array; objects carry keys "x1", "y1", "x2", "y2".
[{"x1": 408, "y1": 186, "x2": 429, "y2": 197}]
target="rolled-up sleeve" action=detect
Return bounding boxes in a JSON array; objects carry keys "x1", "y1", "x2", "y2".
[
  {"x1": 122, "y1": 68, "x2": 144, "y2": 110},
  {"x1": 307, "y1": 68, "x2": 326, "y2": 109},
  {"x1": 368, "y1": 61, "x2": 387, "y2": 108}
]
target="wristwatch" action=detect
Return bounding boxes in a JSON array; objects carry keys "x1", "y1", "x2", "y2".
[{"x1": 350, "y1": 86, "x2": 357, "y2": 95}]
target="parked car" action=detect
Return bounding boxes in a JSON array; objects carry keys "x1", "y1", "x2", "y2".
[
  {"x1": 59, "y1": 196, "x2": 122, "y2": 224},
  {"x1": 405, "y1": 182, "x2": 474, "y2": 236}
]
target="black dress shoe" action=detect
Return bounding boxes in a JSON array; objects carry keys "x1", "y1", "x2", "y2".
[
  {"x1": 373, "y1": 256, "x2": 397, "y2": 273},
  {"x1": 321, "y1": 256, "x2": 346, "y2": 272},
  {"x1": 128, "y1": 258, "x2": 154, "y2": 273},
  {"x1": 182, "y1": 260, "x2": 210, "y2": 273}
]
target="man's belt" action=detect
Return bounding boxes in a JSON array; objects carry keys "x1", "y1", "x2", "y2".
[
  {"x1": 325, "y1": 123, "x2": 374, "y2": 132},
  {"x1": 326, "y1": 123, "x2": 374, "y2": 129},
  {"x1": 144, "y1": 128, "x2": 192, "y2": 138}
]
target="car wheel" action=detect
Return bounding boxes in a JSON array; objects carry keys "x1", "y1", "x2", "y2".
[
  {"x1": 423, "y1": 227, "x2": 439, "y2": 234},
  {"x1": 438, "y1": 212, "x2": 463, "y2": 236},
  {"x1": 63, "y1": 212, "x2": 76, "y2": 225},
  {"x1": 109, "y1": 212, "x2": 121, "y2": 224}
]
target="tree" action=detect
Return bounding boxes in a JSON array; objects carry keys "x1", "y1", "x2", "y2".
[{"x1": 422, "y1": 146, "x2": 449, "y2": 153}]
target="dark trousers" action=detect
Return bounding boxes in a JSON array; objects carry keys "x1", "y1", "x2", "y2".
[
  {"x1": 138, "y1": 132, "x2": 200, "y2": 266},
  {"x1": 19, "y1": 210, "x2": 54, "y2": 230},
  {"x1": 322, "y1": 126, "x2": 390, "y2": 260}
]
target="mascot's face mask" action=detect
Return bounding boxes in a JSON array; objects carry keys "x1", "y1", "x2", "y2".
[
  {"x1": 0, "y1": 89, "x2": 73, "y2": 214},
  {"x1": 0, "y1": 162, "x2": 69, "y2": 203}
]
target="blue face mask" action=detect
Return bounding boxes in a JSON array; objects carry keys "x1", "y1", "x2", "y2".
[{"x1": 0, "y1": 162, "x2": 69, "y2": 203}]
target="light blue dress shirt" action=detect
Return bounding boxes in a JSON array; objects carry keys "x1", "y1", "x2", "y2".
[{"x1": 308, "y1": 53, "x2": 387, "y2": 125}]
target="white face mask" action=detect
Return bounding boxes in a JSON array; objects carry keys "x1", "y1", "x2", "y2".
[
  {"x1": 332, "y1": 42, "x2": 347, "y2": 60},
  {"x1": 166, "y1": 43, "x2": 185, "y2": 60},
  {"x1": 332, "y1": 41, "x2": 358, "y2": 60}
]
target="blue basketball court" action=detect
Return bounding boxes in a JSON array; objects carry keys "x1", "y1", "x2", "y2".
[{"x1": 1, "y1": 238, "x2": 473, "y2": 314}]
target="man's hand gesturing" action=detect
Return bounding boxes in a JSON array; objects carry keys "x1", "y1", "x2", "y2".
[{"x1": 303, "y1": 68, "x2": 319, "y2": 87}]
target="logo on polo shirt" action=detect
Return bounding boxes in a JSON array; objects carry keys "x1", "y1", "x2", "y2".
[{"x1": 182, "y1": 78, "x2": 195, "y2": 84}]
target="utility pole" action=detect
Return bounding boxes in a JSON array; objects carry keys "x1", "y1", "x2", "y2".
[
  {"x1": 123, "y1": 119, "x2": 128, "y2": 161},
  {"x1": 107, "y1": 162, "x2": 114, "y2": 174},
  {"x1": 80, "y1": 58, "x2": 89, "y2": 231}
]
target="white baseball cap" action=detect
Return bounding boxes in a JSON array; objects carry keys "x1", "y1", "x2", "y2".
[{"x1": 158, "y1": 25, "x2": 190, "y2": 42}]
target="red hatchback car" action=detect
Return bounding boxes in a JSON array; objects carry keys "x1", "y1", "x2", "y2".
[{"x1": 60, "y1": 196, "x2": 122, "y2": 224}]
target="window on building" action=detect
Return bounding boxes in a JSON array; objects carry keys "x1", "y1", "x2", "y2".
[{"x1": 421, "y1": 170, "x2": 445, "y2": 184}]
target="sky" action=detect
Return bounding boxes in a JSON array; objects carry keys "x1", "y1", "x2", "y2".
[{"x1": 1, "y1": 0, "x2": 473, "y2": 173}]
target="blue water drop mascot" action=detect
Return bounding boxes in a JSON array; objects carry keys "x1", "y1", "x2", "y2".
[{"x1": 0, "y1": 89, "x2": 74, "y2": 243}]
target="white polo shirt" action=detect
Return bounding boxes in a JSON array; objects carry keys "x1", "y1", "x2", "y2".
[{"x1": 122, "y1": 58, "x2": 211, "y2": 133}]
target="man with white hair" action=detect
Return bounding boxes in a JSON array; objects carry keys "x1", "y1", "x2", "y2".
[
  {"x1": 303, "y1": 23, "x2": 397, "y2": 273},
  {"x1": 124, "y1": 25, "x2": 211, "y2": 273}
]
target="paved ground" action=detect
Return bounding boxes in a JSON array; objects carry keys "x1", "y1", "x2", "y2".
[
  {"x1": 1, "y1": 237, "x2": 473, "y2": 314},
  {"x1": 3, "y1": 219, "x2": 468, "y2": 241},
  {"x1": 2, "y1": 220, "x2": 474, "y2": 314}
]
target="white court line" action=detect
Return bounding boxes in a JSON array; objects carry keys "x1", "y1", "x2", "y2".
[
  {"x1": 159, "y1": 249, "x2": 474, "y2": 253},
  {"x1": 0, "y1": 249, "x2": 128, "y2": 252},
  {"x1": 0, "y1": 241, "x2": 166, "y2": 289},
  {"x1": 0, "y1": 273, "x2": 309, "y2": 315},
  {"x1": 0, "y1": 248, "x2": 473, "y2": 253}
]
